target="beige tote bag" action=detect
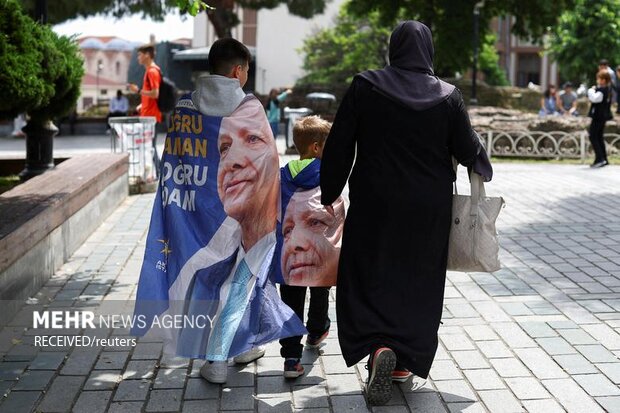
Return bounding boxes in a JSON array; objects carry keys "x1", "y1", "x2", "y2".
[{"x1": 447, "y1": 165, "x2": 505, "y2": 272}]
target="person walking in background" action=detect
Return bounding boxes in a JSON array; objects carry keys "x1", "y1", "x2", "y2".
[
  {"x1": 539, "y1": 84, "x2": 560, "y2": 116},
  {"x1": 106, "y1": 90, "x2": 129, "y2": 131},
  {"x1": 128, "y1": 44, "x2": 162, "y2": 174},
  {"x1": 278, "y1": 116, "x2": 345, "y2": 379},
  {"x1": 319, "y1": 21, "x2": 492, "y2": 406},
  {"x1": 266, "y1": 87, "x2": 292, "y2": 138},
  {"x1": 558, "y1": 82, "x2": 579, "y2": 116},
  {"x1": 587, "y1": 70, "x2": 613, "y2": 168}
]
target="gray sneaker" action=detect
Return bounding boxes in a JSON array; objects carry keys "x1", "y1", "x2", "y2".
[
  {"x1": 200, "y1": 360, "x2": 227, "y2": 384},
  {"x1": 366, "y1": 347, "x2": 396, "y2": 405},
  {"x1": 233, "y1": 346, "x2": 266, "y2": 364}
]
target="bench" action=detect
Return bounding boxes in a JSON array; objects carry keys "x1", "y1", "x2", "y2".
[{"x1": 0, "y1": 154, "x2": 129, "y2": 325}]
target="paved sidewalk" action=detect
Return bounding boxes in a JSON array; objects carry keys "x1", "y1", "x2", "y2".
[{"x1": 1, "y1": 163, "x2": 620, "y2": 413}]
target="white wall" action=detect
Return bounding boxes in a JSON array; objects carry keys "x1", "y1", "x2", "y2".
[{"x1": 255, "y1": 1, "x2": 344, "y2": 94}]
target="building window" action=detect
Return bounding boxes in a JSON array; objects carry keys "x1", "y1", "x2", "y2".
[
  {"x1": 101, "y1": 89, "x2": 108, "y2": 95},
  {"x1": 116, "y1": 61, "x2": 121, "y2": 76},
  {"x1": 516, "y1": 54, "x2": 541, "y2": 87}
]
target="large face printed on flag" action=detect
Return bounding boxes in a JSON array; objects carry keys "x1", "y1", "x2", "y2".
[
  {"x1": 133, "y1": 96, "x2": 306, "y2": 360},
  {"x1": 281, "y1": 187, "x2": 345, "y2": 287}
]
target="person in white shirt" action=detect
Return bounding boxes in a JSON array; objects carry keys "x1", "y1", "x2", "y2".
[{"x1": 106, "y1": 90, "x2": 129, "y2": 130}]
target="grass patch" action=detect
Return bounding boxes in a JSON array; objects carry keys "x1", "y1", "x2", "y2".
[{"x1": 0, "y1": 175, "x2": 20, "y2": 194}]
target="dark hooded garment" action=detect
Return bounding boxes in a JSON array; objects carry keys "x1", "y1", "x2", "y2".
[{"x1": 320, "y1": 21, "x2": 492, "y2": 378}]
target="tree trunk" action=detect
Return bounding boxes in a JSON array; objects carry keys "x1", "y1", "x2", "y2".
[
  {"x1": 206, "y1": 0, "x2": 236, "y2": 38},
  {"x1": 19, "y1": 120, "x2": 57, "y2": 181}
]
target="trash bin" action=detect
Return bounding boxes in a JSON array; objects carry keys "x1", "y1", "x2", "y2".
[
  {"x1": 109, "y1": 116, "x2": 157, "y2": 193},
  {"x1": 283, "y1": 107, "x2": 313, "y2": 154}
]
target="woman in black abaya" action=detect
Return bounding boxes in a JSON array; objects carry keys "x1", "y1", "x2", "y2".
[{"x1": 320, "y1": 21, "x2": 492, "y2": 405}]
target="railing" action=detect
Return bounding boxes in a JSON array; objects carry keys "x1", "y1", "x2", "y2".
[{"x1": 478, "y1": 131, "x2": 620, "y2": 162}]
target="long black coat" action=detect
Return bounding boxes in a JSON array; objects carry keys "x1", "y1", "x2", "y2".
[{"x1": 320, "y1": 77, "x2": 482, "y2": 378}]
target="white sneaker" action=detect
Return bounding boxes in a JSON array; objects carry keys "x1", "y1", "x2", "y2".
[
  {"x1": 233, "y1": 346, "x2": 266, "y2": 364},
  {"x1": 200, "y1": 360, "x2": 228, "y2": 384}
]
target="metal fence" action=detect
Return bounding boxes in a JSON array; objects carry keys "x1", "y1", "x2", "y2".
[{"x1": 478, "y1": 131, "x2": 620, "y2": 162}]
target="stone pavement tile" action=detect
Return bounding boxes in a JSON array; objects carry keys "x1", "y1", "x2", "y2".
[
  {"x1": 576, "y1": 344, "x2": 619, "y2": 363},
  {"x1": 521, "y1": 399, "x2": 565, "y2": 413},
  {"x1": 13, "y1": 370, "x2": 54, "y2": 391},
  {"x1": 38, "y1": 375, "x2": 85, "y2": 412},
  {"x1": 542, "y1": 378, "x2": 605, "y2": 413},
  {"x1": 0, "y1": 390, "x2": 41, "y2": 413},
  {"x1": 0, "y1": 361, "x2": 29, "y2": 380},
  {"x1": 122, "y1": 360, "x2": 157, "y2": 380},
  {"x1": 96, "y1": 351, "x2": 130, "y2": 370},
  {"x1": 462, "y1": 369, "x2": 505, "y2": 390},
  {"x1": 446, "y1": 303, "x2": 479, "y2": 318},
  {"x1": 429, "y1": 360, "x2": 462, "y2": 381},
  {"x1": 292, "y1": 384, "x2": 329, "y2": 409},
  {"x1": 221, "y1": 386, "x2": 254, "y2": 410},
  {"x1": 85, "y1": 369, "x2": 123, "y2": 391},
  {"x1": 404, "y1": 391, "x2": 448, "y2": 412},
  {"x1": 500, "y1": 303, "x2": 533, "y2": 317},
  {"x1": 296, "y1": 364, "x2": 326, "y2": 386},
  {"x1": 476, "y1": 341, "x2": 513, "y2": 359},
  {"x1": 536, "y1": 337, "x2": 578, "y2": 355},
  {"x1": 505, "y1": 377, "x2": 550, "y2": 400},
  {"x1": 579, "y1": 300, "x2": 615, "y2": 313},
  {"x1": 131, "y1": 342, "x2": 162, "y2": 360},
  {"x1": 322, "y1": 355, "x2": 354, "y2": 375},
  {"x1": 434, "y1": 380, "x2": 477, "y2": 403},
  {"x1": 573, "y1": 373, "x2": 620, "y2": 396},
  {"x1": 320, "y1": 338, "x2": 342, "y2": 355},
  {"x1": 257, "y1": 375, "x2": 292, "y2": 399},
  {"x1": 463, "y1": 325, "x2": 499, "y2": 341},
  {"x1": 153, "y1": 367, "x2": 187, "y2": 389},
  {"x1": 226, "y1": 365, "x2": 255, "y2": 387},
  {"x1": 547, "y1": 320, "x2": 579, "y2": 330},
  {"x1": 61, "y1": 347, "x2": 100, "y2": 375},
  {"x1": 478, "y1": 389, "x2": 525, "y2": 413},
  {"x1": 183, "y1": 399, "x2": 219, "y2": 413},
  {"x1": 330, "y1": 394, "x2": 370, "y2": 413},
  {"x1": 371, "y1": 406, "x2": 408, "y2": 413},
  {"x1": 471, "y1": 302, "x2": 511, "y2": 323},
  {"x1": 488, "y1": 358, "x2": 530, "y2": 378},
  {"x1": 557, "y1": 328, "x2": 598, "y2": 345},
  {"x1": 596, "y1": 396, "x2": 620, "y2": 413},
  {"x1": 596, "y1": 363, "x2": 620, "y2": 384},
  {"x1": 258, "y1": 356, "x2": 286, "y2": 376},
  {"x1": 0, "y1": 380, "x2": 14, "y2": 396},
  {"x1": 446, "y1": 401, "x2": 486, "y2": 412},
  {"x1": 184, "y1": 377, "x2": 219, "y2": 400},
  {"x1": 145, "y1": 389, "x2": 182, "y2": 412},
  {"x1": 492, "y1": 323, "x2": 537, "y2": 348},
  {"x1": 114, "y1": 379, "x2": 150, "y2": 401},
  {"x1": 581, "y1": 324, "x2": 620, "y2": 350},
  {"x1": 451, "y1": 351, "x2": 489, "y2": 370},
  {"x1": 552, "y1": 354, "x2": 597, "y2": 374},
  {"x1": 72, "y1": 390, "x2": 112, "y2": 413},
  {"x1": 439, "y1": 334, "x2": 475, "y2": 351},
  {"x1": 518, "y1": 321, "x2": 557, "y2": 338},
  {"x1": 325, "y1": 373, "x2": 363, "y2": 395},
  {"x1": 514, "y1": 348, "x2": 567, "y2": 379}
]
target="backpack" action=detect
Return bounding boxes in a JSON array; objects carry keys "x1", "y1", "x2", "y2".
[{"x1": 147, "y1": 67, "x2": 178, "y2": 113}]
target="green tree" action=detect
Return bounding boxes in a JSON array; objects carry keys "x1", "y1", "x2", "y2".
[
  {"x1": 480, "y1": 34, "x2": 508, "y2": 86},
  {"x1": 20, "y1": 0, "x2": 330, "y2": 39},
  {"x1": 548, "y1": 0, "x2": 620, "y2": 84},
  {"x1": 346, "y1": 0, "x2": 576, "y2": 76},
  {"x1": 298, "y1": 8, "x2": 393, "y2": 86}
]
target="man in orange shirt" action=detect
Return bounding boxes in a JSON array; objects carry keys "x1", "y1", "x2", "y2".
[{"x1": 128, "y1": 44, "x2": 162, "y2": 174}]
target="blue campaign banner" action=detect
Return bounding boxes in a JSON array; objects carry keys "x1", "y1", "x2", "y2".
[
  {"x1": 274, "y1": 159, "x2": 346, "y2": 287},
  {"x1": 132, "y1": 94, "x2": 305, "y2": 360}
]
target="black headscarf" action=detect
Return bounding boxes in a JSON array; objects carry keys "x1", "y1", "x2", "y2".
[{"x1": 358, "y1": 20, "x2": 455, "y2": 111}]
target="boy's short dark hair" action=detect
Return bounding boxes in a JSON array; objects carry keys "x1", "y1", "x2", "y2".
[
  {"x1": 599, "y1": 59, "x2": 609, "y2": 66},
  {"x1": 293, "y1": 116, "x2": 332, "y2": 153},
  {"x1": 208, "y1": 38, "x2": 251, "y2": 76},
  {"x1": 137, "y1": 44, "x2": 155, "y2": 58}
]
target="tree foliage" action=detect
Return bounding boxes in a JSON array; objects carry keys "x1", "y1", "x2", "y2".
[
  {"x1": 346, "y1": 0, "x2": 576, "y2": 76},
  {"x1": 548, "y1": 0, "x2": 620, "y2": 84},
  {"x1": 480, "y1": 34, "x2": 508, "y2": 86},
  {"x1": 1, "y1": 1, "x2": 84, "y2": 121},
  {"x1": 298, "y1": 8, "x2": 393, "y2": 86}
]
